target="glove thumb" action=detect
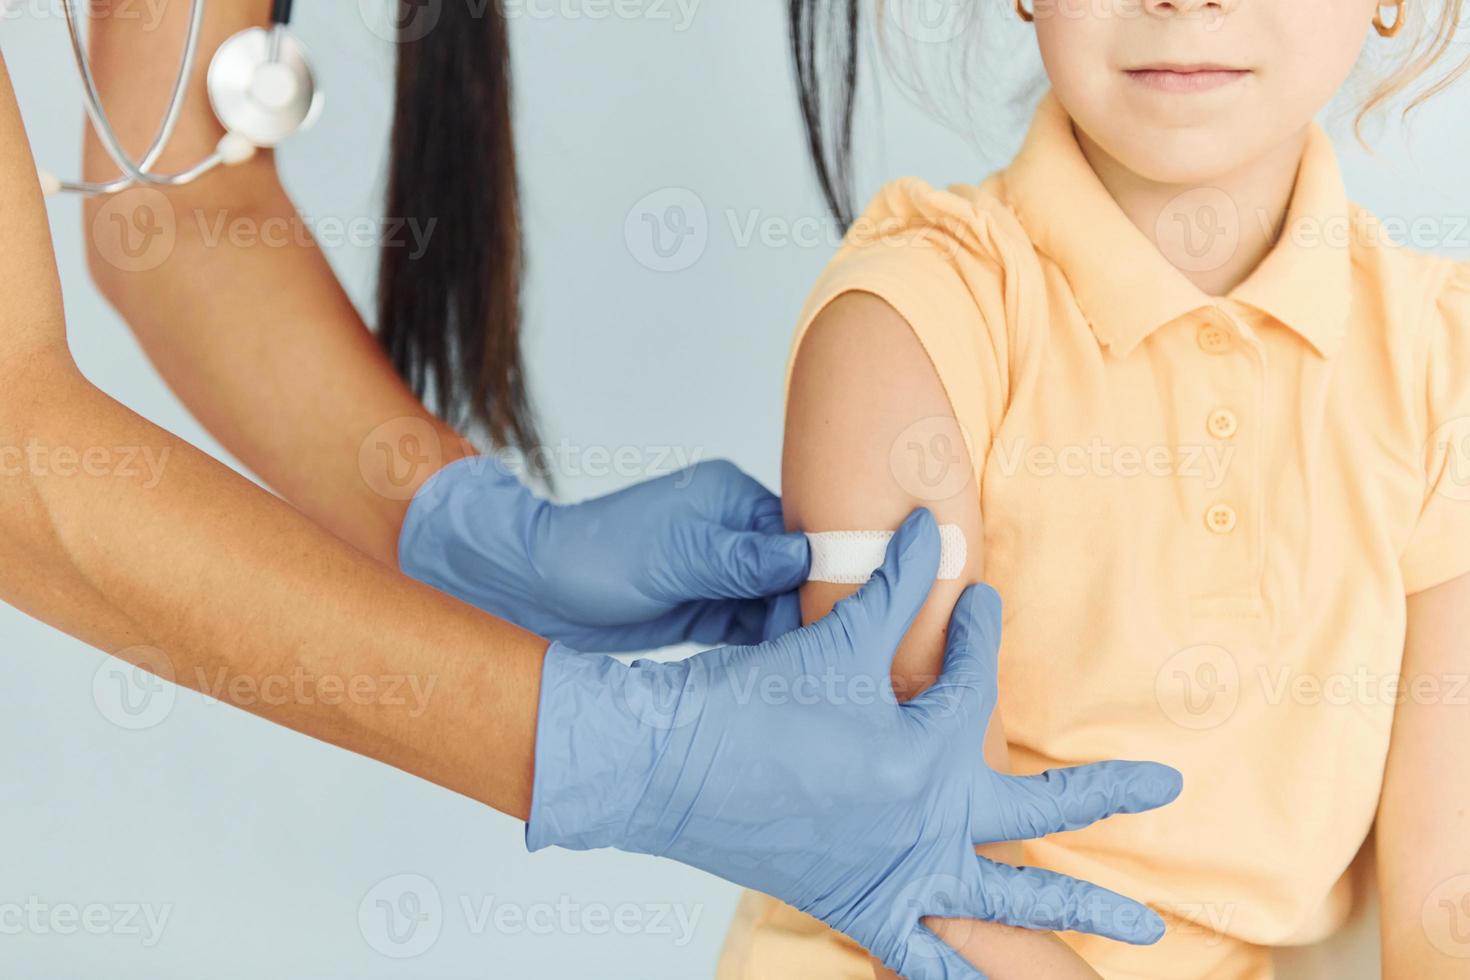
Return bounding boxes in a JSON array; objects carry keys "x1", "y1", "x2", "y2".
[
  {"x1": 824, "y1": 509, "x2": 942, "y2": 669},
  {"x1": 908, "y1": 584, "x2": 1002, "y2": 730},
  {"x1": 662, "y1": 461, "x2": 810, "y2": 601},
  {"x1": 690, "y1": 524, "x2": 812, "y2": 600}
]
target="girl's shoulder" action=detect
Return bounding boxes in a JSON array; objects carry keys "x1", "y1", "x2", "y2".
[
  {"x1": 840, "y1": 175, "x2": 1033, "y2": 266},
  {"x1": 1345, "y1": 201, "x2": 1470, "y2": 306},
  {"x1": 1436, "y1": 252, "x2": 1470, "y2": 324},
  {"x1": 1427, "y1": 251, "x2": 1470, "y2": 366},
  {"x1": 815, "y1": 176, "x2": 1046, "y2": 335},
  {"x1": 790, "y1": 177, "x2": 1037, "y2": 424},
  {"x1": 1345, "y1": 203, "x2": 1470, "y2": 351},
  {"x1": 1346, "y1": 204, "x2": 1470, "y2": 416}
]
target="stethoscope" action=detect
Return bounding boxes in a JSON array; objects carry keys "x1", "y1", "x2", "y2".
[{"x1": 42, "y1": 0, "x2": 321, "y2": 198}]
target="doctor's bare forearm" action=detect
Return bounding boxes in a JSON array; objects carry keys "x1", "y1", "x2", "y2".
[
  {"x1": 1, "y1": 53, "x2": 541, "y2": 820},
  {"x1": 81, "y1": 0, "x2": 468, "y2": 564}
]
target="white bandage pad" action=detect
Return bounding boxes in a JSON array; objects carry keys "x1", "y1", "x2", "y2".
[{"x1": 807, "y1": 525, "x2": 968, "y2": 584}]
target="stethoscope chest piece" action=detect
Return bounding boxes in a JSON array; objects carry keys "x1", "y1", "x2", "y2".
[
  {"x1": 208, "y1": 26, "x2": 322, "y2": 148},
  {"x1": 43, "y1": 0, "x2": 320, "y2": 197}
]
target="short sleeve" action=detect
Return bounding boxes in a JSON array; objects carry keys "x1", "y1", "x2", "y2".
[
  {"x1": 1399, "y1": 260, "x2": 1470, "y2": 594},
  {"x1": 783, "y1": 178, "x2": 1035, "y2": 484}
]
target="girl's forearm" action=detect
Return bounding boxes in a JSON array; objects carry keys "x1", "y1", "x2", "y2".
[
  {"x1": 877, "y1": 915, "x2": 1099, "y2": 979},
  {"x1": 802, "y1": 589, "x2": 1095, "y2": 980},
  {"x1": 874, "y1": 923, "x2": 1097, "y2": 980},
  {"x1": 869, "y1": 757, "x2": 1100, "y2": 979}
]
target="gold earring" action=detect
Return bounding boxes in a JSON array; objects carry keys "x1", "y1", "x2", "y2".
[
  {"x1": 1374, "y1": 0, "x2": 1405, "y2": 37},
  {"x1": 1016, "y1": 0, "x2": 1035, "y2": 22}
]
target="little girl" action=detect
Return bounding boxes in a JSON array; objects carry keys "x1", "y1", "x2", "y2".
[{"x1": 720, "y1": 0, "x2": 1470, "y2": 977}]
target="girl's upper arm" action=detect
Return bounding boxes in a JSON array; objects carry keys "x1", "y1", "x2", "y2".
[
  {"x1": 785, "y1": 291, "x2": 1099, "y2": 979},
  {"x1": 1376, "y1": 571, "x2": 1470, "y2": 978},
  {"x1": 1380, "y1": 273, "x2": 1470, "y2": 976},
  {"x1": 784, "y1": 290, "x2": 985, "y2": 680}
]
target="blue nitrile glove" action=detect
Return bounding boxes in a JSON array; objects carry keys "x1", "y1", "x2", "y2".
[
  {"x1": 528, "y1": 510, "x2": 1183, "y2": 980},
  {"x1": 398, "y1": 456, "x2": 809, "y2": 653}
]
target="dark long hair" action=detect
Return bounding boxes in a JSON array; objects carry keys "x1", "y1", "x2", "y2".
[
  {"x1": 377, "y1": 1, "x2": 543, "y2": 471},
  {"x1": 790, "y1": 0, "x2": 862, "y2": 228},
  {"x1": 376, "y1": 1, "x2": 859, "y2": 459}
]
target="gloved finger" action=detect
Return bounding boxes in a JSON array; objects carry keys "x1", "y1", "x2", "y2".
[
  {"x1": 681, "y1": 598, "x2": 772, "y2": 647},
  {"x1": 679, "y1": 458, "x2": 784, "y2": 531},
  {"x1": 821, "y1": 509, "x2": 941, "y2": 667},
  {"x1": 577, "y1": 598, "x2": 771, "y2": 651},
  {"x1": 550, "y1": 619, "x2": 684, "y2": 655},
  {"x1": 988, "y1": 761, "x2": 1183, "y2": 843},
  {"x1": 905, "y1": 584, "x2": 1002, "y2": 730},
  {"x1": 890, "y1": 924, "x2": 989, "y2": 980},
  {"x1": 750, "y1": 503, "x2": 789, "y2": 538},
  {"x1": 972, "y1": 857, "x2": 1167, "y2": 945},
  {"x1": 681, "y1": 523, "x2": 812, "y2": 601},
  {"x1": 760, "y1": 589, "x2": 804, "y2": 643}
]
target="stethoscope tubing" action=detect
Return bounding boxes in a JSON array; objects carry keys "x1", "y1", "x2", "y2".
[
  {"x1": 57, "y1": 0, "x2": 211, "y2": 196},
  {"x1": 51, "y1": 0, "x2": 303, "y2": 198}
]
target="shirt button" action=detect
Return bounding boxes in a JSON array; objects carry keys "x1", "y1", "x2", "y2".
[
  {"x1": 1205, "y1": 504, "x2": 1238, "y2": 535},
  {"x1": 1198, "y1": 324, "x2": 1233, "y2": 354},
  {"x1": 1207, "y1": 409, "x2": 1239, "y2": 439}
]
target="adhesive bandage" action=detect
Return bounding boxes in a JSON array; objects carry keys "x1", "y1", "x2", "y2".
[{"x1": 806, "y1": 525, "x2": 969, "y2": 584}]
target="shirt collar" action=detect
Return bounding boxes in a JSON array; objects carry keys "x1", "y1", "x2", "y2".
[{"x1": 1001, "y1": 92, "x2": 1352, "y2": 359}]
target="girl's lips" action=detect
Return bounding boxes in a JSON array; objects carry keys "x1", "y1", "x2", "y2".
[{"x1": 1124, "y1": 67, "x2": 1249, "y2": 93}]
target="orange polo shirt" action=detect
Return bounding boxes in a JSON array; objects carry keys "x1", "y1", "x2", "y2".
[{"x1": 719, "y1": 93, "x2": 1470, "y2": 979}]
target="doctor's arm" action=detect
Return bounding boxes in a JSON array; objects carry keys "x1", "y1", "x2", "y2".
[
  {"x1": 1, "y1": 50, "x2": 545, "y2": 818},
  {"x1": 80, "y1": 0, "x2": 808, "y2": 653},
  {"x1": 81, "y1": 0, "x2": 456, "y2": 564},
  {"x1": 1376, "y1": 571, "x2": 1470, "y2": 979},
  {"x1": 786, "y1": 294, "x2": 1101, "y2": 978}
]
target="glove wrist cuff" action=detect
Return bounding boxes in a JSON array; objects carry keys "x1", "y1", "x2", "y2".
[
  {"x1": 525, "y1": 642, "x2": 696, "y2": 855},
  {"x1": 397, "y1": 455, "x2": 544, "y2": 599}
]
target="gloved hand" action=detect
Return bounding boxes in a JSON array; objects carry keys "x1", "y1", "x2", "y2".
[
  {"x1": 398, "y1": 456, "x2": 809, "y2": 652},
  {"x1": 529, "y1": 510, "x2": 1183, "y2": 979}
]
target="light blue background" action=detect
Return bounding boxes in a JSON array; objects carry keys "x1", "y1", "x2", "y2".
[{"x1": 2, "y1": 1, "x2": 1467, "y2": 977}]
